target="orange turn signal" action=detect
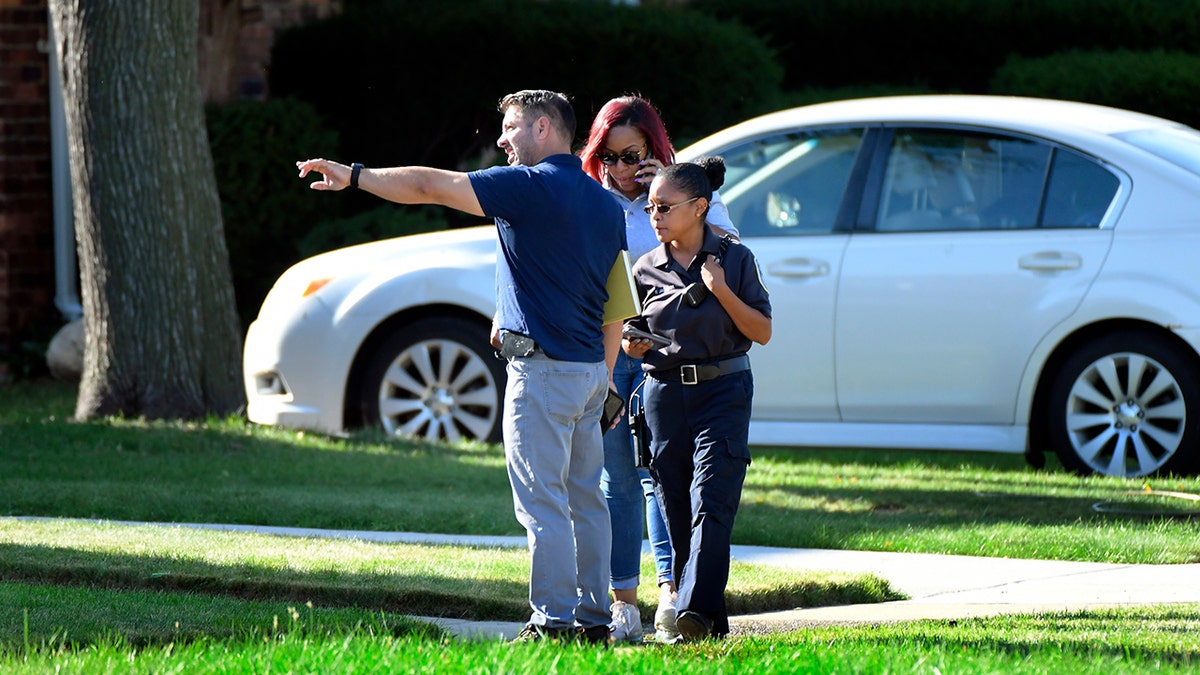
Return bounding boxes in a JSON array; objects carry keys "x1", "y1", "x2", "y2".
[{"x1": 302, "y1": 278, "x2": 333, "y2": 297}]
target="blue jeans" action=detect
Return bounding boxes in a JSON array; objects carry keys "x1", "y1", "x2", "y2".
[
  {"x1": 602, "y1": 351, "x2": 674, "y2": 591},
  {"x1": 503, "y1": 352, "x2": 611, "y2": 630}
]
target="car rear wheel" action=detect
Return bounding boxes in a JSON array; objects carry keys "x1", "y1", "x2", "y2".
[
  {"x1": 1046, "y1": 331, "x2": 1200, "y2": 477},
  {"x1": 361, "y1": 317, "x2": 505, "y2": 443}
]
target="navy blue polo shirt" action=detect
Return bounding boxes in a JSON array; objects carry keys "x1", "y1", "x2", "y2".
[
  {"x1": 469, "y1": 154, "x2": 626, "y2": 363},
  {"x1": 632, "y1": 228, "x2": 772, "y2": 371}
]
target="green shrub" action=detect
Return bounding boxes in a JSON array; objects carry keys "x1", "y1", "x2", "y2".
[
  {"x1": 990, "y1": 49, "x2": 1200, "y2": 129},
  {"x1": 205, "y1": 98, "x2": 340, "y2": 327},
  {"x1": 691, "y1": 0, "x2": 1200, "y2": 93},
  {"x1": 268, "y1": 0, "x2": 782, "y2": 168},
  {"x1": 768, "y1": 84, "x2": 938, "y2": 112}
]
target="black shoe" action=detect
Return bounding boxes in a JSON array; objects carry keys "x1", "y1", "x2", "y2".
[
  {"x1": 675, "y1": 611, "x2": 713, "y2": 642},
  {"x1": 576, "y1": 624, "x2": 611, "y2": 646},
  {"x1": 511, "y1": 623, "x2": 570, "y2": 643}
]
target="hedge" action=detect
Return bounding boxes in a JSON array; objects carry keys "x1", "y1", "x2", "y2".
[
  {"x1": 268, "y1": 0, "x2": 784, "y2": 172},
  {"x1": 691, "y1": 0, "x2": 1200, "y2": 93},
  {"x1": 205, "y1": 97, "x2": 340, "y2": 327},
  {"x1": 991, "y1": 49, "x2": 1200, "y2": 130}
]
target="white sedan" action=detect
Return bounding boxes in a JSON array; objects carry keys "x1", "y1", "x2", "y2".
[{"x1": 244, "y1": 95, "x2": 1200, "y2": 478}]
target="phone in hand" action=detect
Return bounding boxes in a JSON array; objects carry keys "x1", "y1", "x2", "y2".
[
  {"x1": 622, "y1": 325, "x2": 671, "y2": 348},
  {"x1": 601, "y1": 388, "x2": 625, "y2": 435},
  {"x1": 635, "y1": 152, "x2": 657, "y2": 184}
]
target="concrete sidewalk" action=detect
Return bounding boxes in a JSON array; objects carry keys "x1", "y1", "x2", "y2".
[
  {"x1": 426, "y1": 539, "x2": 1200, "y2": 640},
  {"x1": 727, "y1": 545, "x2": 1200, "y2": 635},
  {"x1": 20, "y1": 518, "x2": 1200, "y2": 641}
]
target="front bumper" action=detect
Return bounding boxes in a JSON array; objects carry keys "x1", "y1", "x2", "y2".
[{"x1": 242, "y1": 300, "x2": 356, "y2": 435}]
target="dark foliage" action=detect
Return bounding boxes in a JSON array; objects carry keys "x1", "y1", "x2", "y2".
[
  {"x1": 692, "y1": 0, "x2": 1200, "y2": 94},
  {"x1": 991, "y1": 49, "x2": 1200, "y2": 130},
  {"x1": 205, "y1": 97, "x2": 341, "y2": 327},
  {"x1": 268, "y1": 0, "x2": 783, "y2": 173}
]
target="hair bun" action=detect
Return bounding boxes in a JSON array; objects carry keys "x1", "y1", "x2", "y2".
[{"x1": 695, "y1": 155, "x2": 726, "y2": 191}]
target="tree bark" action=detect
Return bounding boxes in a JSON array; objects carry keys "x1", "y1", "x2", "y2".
[{"x1": 50, "y1": 0, "x2": 246, "y2": 421}]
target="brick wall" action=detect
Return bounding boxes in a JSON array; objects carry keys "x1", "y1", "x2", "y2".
[
  {"x1": 0, "y1": 0, "x2": 53, "y2": 382},
  {"x1": 239, "y1": 0, "x2": 340, "y2": 99}
]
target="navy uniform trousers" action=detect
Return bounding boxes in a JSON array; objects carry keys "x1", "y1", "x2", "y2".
[{"x1": 644, "y1": 368, "x2": 752, "y2": 638}]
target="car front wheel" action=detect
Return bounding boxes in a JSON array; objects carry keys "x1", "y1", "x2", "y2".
[
  {"x1": 1046, "y1": 331, "x2": 1200, "y2": 477},
  {"x1": 361, "y1": 317, "x2": 505, "y2": 444}
]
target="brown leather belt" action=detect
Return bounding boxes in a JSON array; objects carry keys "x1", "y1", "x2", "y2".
[{"x1": 649, "y1": 354, "x2": 750, "y2": 385}]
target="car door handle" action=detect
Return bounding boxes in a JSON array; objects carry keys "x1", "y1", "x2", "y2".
[
  {"x1": 1018, "y1": 251, "x2": 1082, "y2": 271},
  {"x1": 766, "y1": 258, "x2": 830, "y2": 278}
]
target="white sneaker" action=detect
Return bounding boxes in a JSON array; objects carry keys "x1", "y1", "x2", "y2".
[
  {"x1": 608, "y1": 600, "x2": 643, "y2": 643},
  {"x1": 654, "y1": 589, "x2": 679, "y2": 642}
]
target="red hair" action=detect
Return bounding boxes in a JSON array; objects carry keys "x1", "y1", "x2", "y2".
[{"x1": 579, "y1": 95, "x2": 676, "y2": 185}]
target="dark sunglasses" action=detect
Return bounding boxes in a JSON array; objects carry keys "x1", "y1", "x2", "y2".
[
  {"x1": 643, "y1": 197, "x2": 699, "y2": 215},
  {"x1": 597, "y1": 144, "x2": 646, "y2": 166}
]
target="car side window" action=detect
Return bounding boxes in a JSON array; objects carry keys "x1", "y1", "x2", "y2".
[
  {"x1": 717, "y1": 128, "x2": 865, "y2": 237},
  {"x1": 876, "y1": 129, "x2": 1118, "y2": 232},
  {"x1": 879, "y1": 130, "x2": 1040, "y2": 231},
  {"x1": 1042, "y1": 149, "x2": 1120, "y2": 228}
]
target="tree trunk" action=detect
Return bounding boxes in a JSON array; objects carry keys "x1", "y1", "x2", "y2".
[{"x1": 50, "y1": 0, "x2": 246, "y2": 421}]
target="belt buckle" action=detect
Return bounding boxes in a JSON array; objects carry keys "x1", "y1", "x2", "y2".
[{"x1": 680, "y1": 364, "x2": 699, "y2": 385}]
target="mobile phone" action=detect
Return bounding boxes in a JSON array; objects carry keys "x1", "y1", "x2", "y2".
[
  {"x1": 601, "y1": 388, "x2": 625, "y2": 435},
  {"x1": 622, "y1": 326, "x2": 670, "y2": 348},
  {"x1": 635, "y1": 152, "x2": 656, "y2": 183}
]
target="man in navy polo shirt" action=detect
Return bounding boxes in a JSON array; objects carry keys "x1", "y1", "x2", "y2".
[{"x1": 297, "y1": 90, "x2": 626, "y2": 644}]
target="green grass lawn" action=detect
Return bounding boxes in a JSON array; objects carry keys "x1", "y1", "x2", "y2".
[
  {"x1": 4, "y1": 380, "x2": 1198, "y2": 564},
  {"x1": 5, "y1": 601, "x2": 1198, "y2": 673},
  {"x1": 0, "y1": 517, "x2": 897, "y2": 636},
  {"x1": 3, "y1": 379, "x2": 1200, "y2": 672}
]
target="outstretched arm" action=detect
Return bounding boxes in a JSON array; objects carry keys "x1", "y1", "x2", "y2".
[{"x1": 296, "y1": 158, "x2": 485, "y2": 217}]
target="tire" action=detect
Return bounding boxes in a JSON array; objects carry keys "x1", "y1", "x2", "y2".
[
  {"x1": 1045, "y1": 331, "x2": 1200, "y2": 477},
  {"x1": 360, "y1": 317, "x2": 505, "y2": 444}
]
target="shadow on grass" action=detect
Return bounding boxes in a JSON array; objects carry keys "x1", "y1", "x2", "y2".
[
  {"x1": 3, "y1": 413, "x2": 1139, "y2": 538},
  {"x1": 736, "y1": 447, "x2": 1200, "y2": 559},
  {"x1": 0, "y1": 541, "x2": 528, "y2": 621},
  {"x1": 0, "y1": 538, "x2": 903, "y2": 620},
  {"x1": 0, "y1": 578, "x2": 448, "y2": 653},
  {"x1": 732, "y1": 492, "x2": 1186, "y2": 561},
  {"x1": 1, "y1": 415, "x2": 520, "y2": 535}
]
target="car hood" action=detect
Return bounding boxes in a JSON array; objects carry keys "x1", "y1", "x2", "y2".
[
  {"x1": 294, "y1": 225, "x2": 497, "y2": 272},
  {"x1": 256, "y1": 225, "x2": 498, "y2": 321}
]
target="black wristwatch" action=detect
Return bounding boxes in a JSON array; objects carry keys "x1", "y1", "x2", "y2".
[{"x1": 350, "y1": 162, "x2": 363, "y2": 189}]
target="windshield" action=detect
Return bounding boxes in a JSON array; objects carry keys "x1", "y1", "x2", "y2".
[{"x1": 1117, "y1": 126, "x2": 1200, "y2": 177}]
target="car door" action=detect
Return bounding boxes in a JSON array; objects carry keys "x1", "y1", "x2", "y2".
[
  {"x1": 718, "y1": 126, "x2": 869, "y2": 420},
  {"x1": 835, "y1": 127, "x2": 1120, "y2": 424}
]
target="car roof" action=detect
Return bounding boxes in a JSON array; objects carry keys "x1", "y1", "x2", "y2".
[{"x1": 684, "y1": 95, "x2": 1187, "y2": 154}]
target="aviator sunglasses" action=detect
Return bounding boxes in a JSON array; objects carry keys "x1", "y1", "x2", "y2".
[
  {"x1": 597, "y1": 144, "x2": 646, "y2": 166},
  {"x1": 643, "y1": 197, "x2": 699, "y2": 215}
]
